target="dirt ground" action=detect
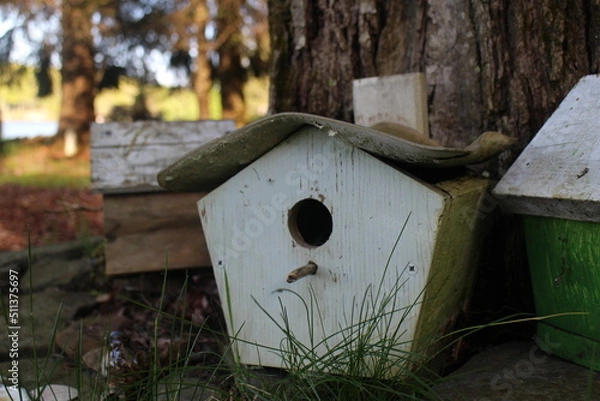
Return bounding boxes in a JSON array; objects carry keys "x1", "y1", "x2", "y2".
[
  {"x1": 0, "y1": 138, "x2": 103, "y2": 251},
  {"x1": 0, "y1": 141, "x2": 233, "y2": 397},
  {"x1": 0, "y1": 182, "x2": 227, "y2": 398},
  {"x1": 0, "y1": 184, "x2": 104, "y2": 251}
]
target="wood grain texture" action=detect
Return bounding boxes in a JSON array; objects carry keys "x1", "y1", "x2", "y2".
[
  {"x1": 412, "y1": 177, "x2": 490, "y2": 358},
  {"x1": 524, "y1": 215, "x2": 600, "y2": 370},
  {"x1": 353, "y1": 73, "x2": 429, "y2": 136},
  {"x1": 91, "y1": 120, "x2": 235, "y2": 194},
  {"x1": 493, "y1": 75, "x2": 600, "y2": 222},
  {"x1": 268, "y1": 0, "x2": 599, "y2": 173},
  {"x1": 199, "y1": 127, "x2": 450, "y2": 374},
  {"x1": 104, "y1": 193, "x2": 210, "y2": 275}
]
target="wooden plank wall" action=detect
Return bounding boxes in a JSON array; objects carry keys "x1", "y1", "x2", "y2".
[
  {"x1": 91, "y1": 120, "x2": 235, "y2": 194},
  {"x1": 103, "y1": 192, "x2": 210, "y2": 275},
  {"x1": 91, "y1": 120, "x2": 234, "y2": 274}
]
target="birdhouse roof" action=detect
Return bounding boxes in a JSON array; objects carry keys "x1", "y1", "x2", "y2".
[
  {"x1": 158, "y1": 112, "x2": 514, "y2": 192},
  {"x1": 493, "y1": 75, "x2": 600, "y2": 222}
]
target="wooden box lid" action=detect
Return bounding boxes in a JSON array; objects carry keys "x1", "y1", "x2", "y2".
[{"x1": 91, "y1": 120, "x2": 234, "y2": 194}]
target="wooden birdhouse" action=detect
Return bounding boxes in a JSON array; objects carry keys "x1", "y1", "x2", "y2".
[
  {"x1": 91, "y1": 120, "x2": 234, "y2": 274},
  {"x1": 158, "y1": 110, "x2": 516, "y2": 376},
  {"x1": 493, "y1": 75, "x2": 600, "y2": 371}
]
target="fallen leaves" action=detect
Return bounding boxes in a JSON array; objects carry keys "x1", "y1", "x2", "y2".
[{"x1": 0, "y1": 184, "x2": 103, "y2": 251}]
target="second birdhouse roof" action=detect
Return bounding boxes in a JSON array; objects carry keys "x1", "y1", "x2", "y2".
[
  {"x1": 158, "y1": 112, "x2": 515, "y2": 192},
  {"x1": 494, "y1": 75, "x2": 600, "y2": 222}
]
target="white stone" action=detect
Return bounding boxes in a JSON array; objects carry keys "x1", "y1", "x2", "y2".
[
  {"x1": 33, "y1": 384, "x2": 78, "y2": 401},
  {"x1": 0, "y1": 383, "x2": 31, "y2": 401}
]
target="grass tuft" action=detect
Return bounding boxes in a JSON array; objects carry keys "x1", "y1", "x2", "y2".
[{"x1": 6, "y1": 233, "x2": 593, "y2": 401}]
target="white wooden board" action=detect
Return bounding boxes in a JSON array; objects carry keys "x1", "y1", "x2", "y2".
[
  {"x1": 353, "y1": 73, "x2": 429, "y2": 136},
  {"x1": 493, "y1": 75, "x2": 600, "y2": 222},
  {"x1": 198, "y1": 127, "x2": 446, "y2": 374},
  {"x1": 91, "y1": 120, "x2": 235, "y2": 194}
]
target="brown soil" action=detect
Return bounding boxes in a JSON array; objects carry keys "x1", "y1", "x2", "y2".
[{"x1": 0, "y1": 184, "x2": 104, "y2": 251}]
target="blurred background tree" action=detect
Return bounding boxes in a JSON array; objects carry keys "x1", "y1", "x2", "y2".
[
  {"x1": 58, "y1": 0, "x2": 95, "y2": 148},
  {"x1": 0, "y1": 0, "x2": 269, "y2": 152},
  {"x1": 168, "y1": 0, "x2": 269, "y2": 125}
]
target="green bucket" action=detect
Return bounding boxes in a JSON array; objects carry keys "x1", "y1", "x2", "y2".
[{"x1": 524, "y1": 215, "x2": 600, "y2": 370}]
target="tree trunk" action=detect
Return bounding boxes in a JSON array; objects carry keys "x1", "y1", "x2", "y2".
[
  {"x1": 58, "y1": 0, "x2": 96, "y2": 152},
  {"x1": 267, "y1": 0, "x2": 600, "y2": 358},
  {"x1": 268, "y1": 0, "x2": 599, "y2": 173},
  {"x1": 192, "y1": 0, "x2": 213, "y2": 120},
  {"x1": 0, "y1": 108, "x2": 3, "y2": 154},
  {"x1": 194, "y1": 47, "x2": 213, "y2": 120},
  {"x1": 216, "y1": 0, "x2": 246, "y2": 126}
]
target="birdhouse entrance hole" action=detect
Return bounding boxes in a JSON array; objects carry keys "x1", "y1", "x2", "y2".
[{"x1": 288, "y1": 198, "x2": 333, "y2": 247}]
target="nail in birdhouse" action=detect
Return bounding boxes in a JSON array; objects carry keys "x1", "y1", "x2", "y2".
[
  {"x1": 494, "y1": 75, "x2": 600, "y2": 371},
  {"x1": 158, "y1": 112, "x2": 514, "y2": 376}
]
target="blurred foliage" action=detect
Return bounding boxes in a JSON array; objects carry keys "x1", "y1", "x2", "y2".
[
  {"x1": 35, "y1": 43, "x2": 53, "y2": 97},
  {"x1": 0, "y1": 0, "x2": 269, "y2": 131},
  {"x1": 167, "y1": 0, "x2": 270, "y2": 80},
  {"x1": 0, "y1": 0, "x2": 268, "y2": 92},
  {"x1": 0, "y1": 64, "x2": 61, "y2": 119},
  {"x1": 0, "y1": 63, "x2": 268, "y2": 122},
  {"x1": 94, "y1": 78, "x2": 223, "y2": 121},
  {"x1": 0, "y1": 139, "x2": 90, "y2": 187}
]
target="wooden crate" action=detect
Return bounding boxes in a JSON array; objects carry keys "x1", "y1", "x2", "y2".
[{"x1": 91, "y1": 120, "x2": 234, "y2": 274}]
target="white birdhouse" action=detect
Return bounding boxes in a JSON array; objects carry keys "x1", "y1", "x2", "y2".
[{"x1": 158, "y1": 113, "x2": 514, "y2": 376}]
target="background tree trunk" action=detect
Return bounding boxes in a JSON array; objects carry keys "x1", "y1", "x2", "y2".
[
  {"x1": 194, "y1": 43, "x2": 213, "y2": 120},
  {"x1": 268, "y1": 0, "x2": 600, "y2": 357},
  {"x1": 58, "y1": 0, "x2": 95, "y2": 151},
  {"x1": 0, "y1": 108, "x2": 3, "y2": 154},
  {"x1": 192, "y1": 0, "x2": 213, "y2": 120},
  {"x1": 216, "y1": 0, "x2": 247, "y2": 126}
]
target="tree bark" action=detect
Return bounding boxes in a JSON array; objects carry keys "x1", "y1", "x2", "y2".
[
  {"x1": 268, "y1": 0, "x2": 600, "y2": 173},
  {"x1": 267, "y1": 0, "x2": 600, "y2": 357},
  {"x1": 58, "y1": 0, "x2": 96, "y2": 151}
]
